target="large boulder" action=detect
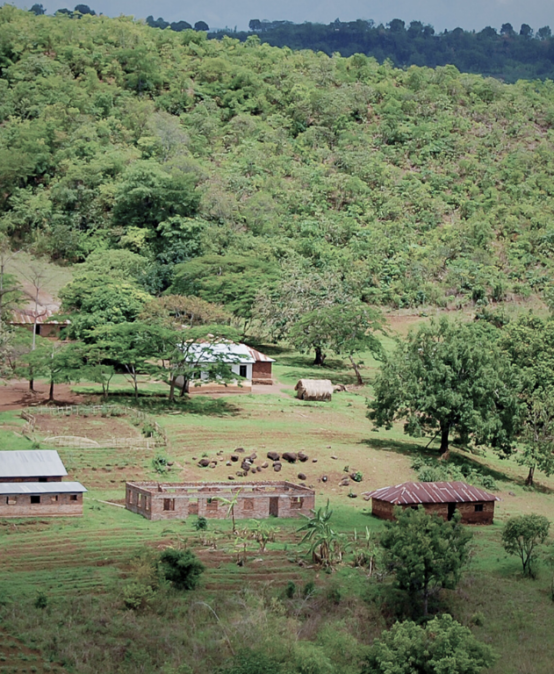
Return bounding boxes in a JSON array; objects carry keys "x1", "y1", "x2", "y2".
[
  {"x1": 282, "y1": 452, "x2": 297, "y2": 463},
  {"x1": 298, "y1": 452, "x2": 309, "y2": 462},
  {"x1": 198, "y1": 458, "x2": 210, "y2": 467},
  {"x1": 267, "y1": 451, "x2": 280, "y2": 462},
  {"x1": 273, "y1": 462, "x2": 282, "y2": 472}
]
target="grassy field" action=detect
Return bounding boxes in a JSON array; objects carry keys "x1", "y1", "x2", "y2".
[{"x1": 2, "y1": 329, "x2": 554, "y2": 673}]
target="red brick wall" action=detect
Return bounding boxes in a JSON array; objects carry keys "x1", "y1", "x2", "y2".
[
  {"x1": 252, "y1": 361, "x2": 272, "y2": 384},
  {"x1": 0, "y1": 492, "x2": 83, "y2": 517},
  {"x1": 1, "y1": 477, "x2": 63, "y2": 483},
  {"x1": 372, "y1": 499, "x2": 495, "y2": 524}
]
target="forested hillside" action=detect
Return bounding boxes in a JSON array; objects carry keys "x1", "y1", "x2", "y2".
[{"x1": 1, "y1": 7, "x2": 554, "y2": 316}]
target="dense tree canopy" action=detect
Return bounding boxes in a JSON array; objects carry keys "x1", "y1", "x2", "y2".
[{"x1": 1, "y1": 7, "x2": 554, "y2": 318}]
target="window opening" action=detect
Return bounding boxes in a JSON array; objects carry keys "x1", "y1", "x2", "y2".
[
  {"x1": 30, "y1": 495, "x2": 41, "y2": 504},
  {"x1": 474, "y1": 504, "x2": 484, "y2": 512}
]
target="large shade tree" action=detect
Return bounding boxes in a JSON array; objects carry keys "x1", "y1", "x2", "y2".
[{"x1": 368, "y1": 318, "x2": 519, "y2": 459}]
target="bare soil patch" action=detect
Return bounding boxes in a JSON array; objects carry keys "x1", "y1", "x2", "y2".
[
  {"x1": 35, "y1": 414, "x2": 141, "y2": 442},
  {"x1": 0, "y1": 380, "x2": 94, "y2": 411}
]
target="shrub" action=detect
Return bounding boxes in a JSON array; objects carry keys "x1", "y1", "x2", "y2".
[
  {"x1": 193, "y1": 516, "x2": 208, "y2": 531},
  {"x1": 158, "y1": 548, "x2": 205, "y2": 590},
  {"x1": 351, "y1": 471, "x2": 363, "y2": 482},
  {"x1": 303, "y1": 580, "x2": 316, "y2": 598},
  {"x1": 417, "y1": 466, "x2": 444, "y2": 482},
  {"x1": 121, "y1": 581, "x2": 155, "y2": 610},
  {"x1": 217, "y1": 649, "x2": 283, "y2": 674},
  {"x1": 480, "y1": 474, "x2": 497, "y2": 490},
  {"x1": 284, "y1": 581, "x2": 296, "y2": 598},
  {"x1": 34, "y1": 592, "x2": 48, "y2": 609},
  {"x1": 152, "y1": 455, "x2": 169, "y2": 474}
]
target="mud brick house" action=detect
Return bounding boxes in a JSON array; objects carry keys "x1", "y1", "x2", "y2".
[
  {"x1": 366, "y1": 481, "x2": 498, "y2": 524},
  {"x1": 9, "y1": 309, "x2": 70, "y2": 339},
  {"x1": 125, "y1": 481, "x2": 315, "y2": 521},
  {"x1": 0, "y1": 450, "x2": 87, "y2": 518}
]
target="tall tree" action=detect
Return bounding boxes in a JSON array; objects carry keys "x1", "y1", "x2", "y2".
[
  {"x1": 368, "y1": 318, "x2": 519, "y2": 459},
  {"x1": 380, "y1": 506, "x2": 472, "y2": 616},
  {"x1": 502, "y1": 514, "x2": 550, "y2": 577}
]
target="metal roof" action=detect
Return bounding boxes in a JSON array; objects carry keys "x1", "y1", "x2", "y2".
[
  {"x1": 366, "y1": 481, "x2": 499, "y2": 505},
  {"x1": 0, "y1": 482, "x2": 86, "y2": 495},
  {"x1": 185, "y1": 342, "x2": 274, "y2": 364},
  {"x1": 9, "y1": 309, "x2": 70, "y2": 325},
  {"x1": 0, "y1": 451, "x2": 68, "y2": 478}
]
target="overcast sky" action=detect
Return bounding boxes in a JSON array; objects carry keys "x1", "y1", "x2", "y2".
[{"x1": 9, "y1": 0, "x2": 554, "y2": 32}]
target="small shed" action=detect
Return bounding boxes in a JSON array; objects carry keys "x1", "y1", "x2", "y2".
[
  {"x1": 295, "y1": 379, "x2": 334, "y2": 401},
  {"x1": 366, "y1": 481, "x2": 499, "y2": 524}
]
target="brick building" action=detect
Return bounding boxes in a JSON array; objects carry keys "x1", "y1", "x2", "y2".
[
  {"x1": 366, "y1": 481, "x2": 498, "y2": 524},
  {"x1": 125, "y1": 481, "x2": 315, "y2": 521},
  {"x1": 0, "y1": 450, "x2": 86, "y2": 518},
  {"x1": 9, "y1": 309, "x2": 70, "y2": 339}
]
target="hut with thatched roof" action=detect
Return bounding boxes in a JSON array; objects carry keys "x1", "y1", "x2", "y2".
[{"x1": 295, "y1": 379, "x2": 333, "y2": 401}]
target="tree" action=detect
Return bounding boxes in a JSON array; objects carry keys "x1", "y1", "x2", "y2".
[
  {"x1": 74, "y1": 4, "x2": 95, "y2": 15},
  {"x1": 22, "y1": 341, "x2": 83, "y2": 402},
  {"x1": 140, "y1": 295, "x2": 231, "y2": 329},
  {"x1": 500, "y1": 315, "x2": 554, "y2": 485},
  {"x1": 91, "y1": 322, "x2": 165, "y2": 400},
  {"x1": 194, "y1": 21, "x2": 209, "y2": 31},
  {"x1": 158, "y1": 548, "x2": 205, "y2": 590},
  {"x1": 29, "y1": 4, "x2": 46, "y2": 14},
  {"x1": 216, "y1": 488, "x2": 243, "y2": 534},
  {"x1": 368, "y1": 318, "x2": 519, "y2": 459},
  {"x1": 288, "y1": 303, "x2": 384, "y2": 379},
  {"x1": 361, "y1": 614, "x2": 497, "y2": 674},
  {"x1": 380, "y1": 507, "x2": 472, "y2": 616},
  {"x1": 501, "y1": 514, "x2": 550, "y2": 577},
  {"x1": 297, "y1": 500, "x2": 347, "y2": 569},
  {"x1": 0, "y1": 237, "x2": 23, "y2": 325}
]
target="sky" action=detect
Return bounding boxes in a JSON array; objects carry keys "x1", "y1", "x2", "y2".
[{"x1": 9, "y1": 0, "x2": 554, "y2": 33}]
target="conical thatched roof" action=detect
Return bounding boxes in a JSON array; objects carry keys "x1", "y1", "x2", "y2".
[{"x1": 295, "y1": 379, "x2": 333, "y2": 401}]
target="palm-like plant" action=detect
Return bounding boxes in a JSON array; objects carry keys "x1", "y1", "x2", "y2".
[
  {"x1": 297, "y1": 500, "x2": 347, "y2": 569},
  {"x1": 215, "y1": 489, "x2": 242, "y2": 534}
]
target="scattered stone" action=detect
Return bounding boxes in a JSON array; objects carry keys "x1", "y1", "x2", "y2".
[
  {"x1": 283, "y1": 452, "x2": 297, "y2": 463},
  {"x1": 209, "y1": 464, "x2": 216, "y2": 469},
  {"x1": 327, "y1": 446, "x2": 331, "y2": 449},
  {"x1": 348, "y1": 492, "x2": 357, "y2": 498},
  {"x1": 236, "y1": 471, "x2": 245, "y2": 477},
  {"x1": 322, "y1": 475, "x2": 328, "y2": 482},
  {"x1": 312, "y1": 458, "x2": 318, "y2": 463},
  {"x1": 167, "y1": 461, "x2": 174, "y2": 466},
  {"x1": 298, "y1": 452, "x2": 309, "y2": 462},
  {"x1": 298, "y1": 473, "x2": 307, "y2": 481},
  {"x1": 273, "y1": 462, "x2": 282, "y2": 472},
  {"x1": 331, "y1": 455, "x2": 338, "y2": 460},
  {"x1": 261, "y1": 462, "x2": 268, "y2": 469},
  {"x1": 226, "y1": 461, "x2": 232, "y2": 466},
  {"x1": 211, "y1": 460, "x2": 217, "y2": 465},
  {"x1": 256, "y1": 466, "x2": 262, "y2": 473},
  {"x1": 363, "y1": 494, "x2": 371, "y2": 501},
  {"x1": 249, "y1": 453, "x2": 257, "y2": 461},
  {"x1": 192, "y1": 457, "x2": 197, "y2": 460},
  {"x1": 228, "y1": 475, "x2": 235, "y2": 480},
  {"x1": 241, "y1": 464, "x2": 251, "y2": 473},
  {"x1": 235, "y1": 447, "x2": 245, "y2": 453},
  {"x1": 509, "y1": 491, "x2": 516, "y2": 497},
  {"x1": 267, "y1": 451, "x2": 280, "y2": 462},
  {"x1": 340, "y1": 478, "x2": 350, "y2": 487},
  {"x1": 217, "y1": 450, "x2": 223, "y2": 455},
  {"x1": 231, "y1": 455, "x2": 239, "y2": 462},
  {"x1": 198, "y1": 459, "x2": 210, "y2": 467}
]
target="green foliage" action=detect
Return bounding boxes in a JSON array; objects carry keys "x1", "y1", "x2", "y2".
[
  {"x1": 33, "y1": 592, "x2": 48, "y2": 609},
  {"x1": 217, "y1": 650, "x2": 283, "y2": 674},
  {"x1": 501, "y1": 514, "x2": 551, "y2": 577},
  {"x1": 193, "y1": 516, "x2": 208, "y2": 531},
  {"x1": 297, "y1": 501, "x2": 347, "y2": 569},
  {"x1": 369, "y1": 318, "x2": 519, "y2": 457},
  {"x1": 380, "y1": 507, "x2": 472, "y2": 616},
  {"x1": 152, "y1": 455, "x2": 169, "y2": 474},
  {"x1": 158, "y1": 548, "x2": 205, "y2": 590},
  {"x1": 361, "y1": 614, "x2": 497, "y2": 674}
]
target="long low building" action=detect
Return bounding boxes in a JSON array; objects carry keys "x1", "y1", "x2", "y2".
[
  {"x1": 365, "y1": 481, "x2": 499, "y2": 524},
  {"x1": 0, "y1": 450, "x2": 86, "y2": 517},
  {"x1": 126, "y1": 481, "x2": 315, "y2": 521}
]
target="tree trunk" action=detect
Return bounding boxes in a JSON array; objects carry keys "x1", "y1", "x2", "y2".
[
  {"x1": 349, "y1": 355, "x2": 363, "y2": 385},
  {"x1": 48, "y1": 379, "x2": 54, "y2": 402},
  {"x1": 314, "y1": 346, "x2": 326, "y2": 366},
  {"x1": 181, "y1": 378, "x2": 189, "y2": 395},
  {"x1": 423, "y1": 587, "x2": 429, "y2": 617},
  {"x1": 525, "y1": 464, "x2": 535, "y2": 487},
  {"x1": 169, "y1": 375, "x2": 176, "y2": 402},
  {"x1": 29, "y1": 377, "x2": 34, "y2": 392},
  {"x1": 439, "y1": 422, "x2": 450, "y2": 460}
]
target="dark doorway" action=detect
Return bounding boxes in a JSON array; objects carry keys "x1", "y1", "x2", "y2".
[
  {"x1": 269, "y1": 497, "x2": 279, "y2": 517},
  {"x1": 239, "y1": 365, "x2": 247, "y2": 378},
  {"x1": 447, "y1": 503, "x2": 457, "y2": 521}
]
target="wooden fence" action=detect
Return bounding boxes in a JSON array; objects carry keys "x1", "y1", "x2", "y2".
[{"x1": 20, "y1": 404, "x2": 168, "y2": 449}]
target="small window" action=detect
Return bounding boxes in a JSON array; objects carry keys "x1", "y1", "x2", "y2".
[
  {"x1": 474, "y1": 504, "x2": 484, "y2": 512},
  {"x1": 70, "y1": 494, "x2": 78, "y2": 501},
  {"x1": 243, "y1": 498, "x2": 254, "y2": 511},
  {"x1": 30, "y1": 495, "x2": 41, "y2": 504},
  {"x1": 6, "y1": 496, "x2": 16, "y2": 505},
  {"x1": 38, "y1": 477, "x2": 47, "y2": 483},
  {"x1": 51, "y1": 495, "x2": 58, "y2": 503},
  {"x1": 239, "y1": 365, "x2": 248, "y2": 378},
  {"x1": 290, "y1": 497, "x2": 303, "y2": 509},
  {"x1": 127, "y1": 490, "x2": 134, "y2": 504},
  {"x1": 163, "y1": 498, "x2": 175, "y2": 511}
]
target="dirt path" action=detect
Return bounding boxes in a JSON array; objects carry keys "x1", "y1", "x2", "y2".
[{"x1": 0, "y1": 380, "x2": 92, "y2": 411}]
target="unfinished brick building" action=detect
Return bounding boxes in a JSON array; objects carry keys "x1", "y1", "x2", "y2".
[
  {"x1": 0, "y1": 450, "x2": 87, "y2": 518},
  {"x1": 125, "y1": 481, "x2": 315, "y2": 521},
  {"x1": 366, "y1": 481, "x2": 498, "y2": 524}
]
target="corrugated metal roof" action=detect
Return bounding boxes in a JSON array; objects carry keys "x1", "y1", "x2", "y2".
[
  {"x1": 0, "y1": 451, "x2": 68, "y2": 478},
  {"x1": 0, "y1": 482, "x2": 86, "y2": 495},
  {"x1": 244, "y1": 346, "x2": 274, "y2": 363},
  {"x1": 10, "y1": 309, "x2": 70, "y2": 325},
  {"x1": 185, "y1": 342, "x2": 274, "y2": 364},
  {"x1": 366, "y1": 481, "x2": 499, "y2": 504}
]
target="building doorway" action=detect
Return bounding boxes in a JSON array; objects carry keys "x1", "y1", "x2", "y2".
[
  {"x1": 447, "y1": 503, "x2": 457, "y2": 520},
  {"x1": 269, "y1": 497, "x2": 279, "y2": 517}
]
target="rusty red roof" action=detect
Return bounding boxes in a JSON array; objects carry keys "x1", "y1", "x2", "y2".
[
  {"x1": 9, "y1": 309, "x2": 70, "y2": 325},
  {"x1": 366, "y1": 481, "x2": 499, "y2": 505},
  {"x1": 244, "y1": 346, "x2": 274, "y2": 363}
]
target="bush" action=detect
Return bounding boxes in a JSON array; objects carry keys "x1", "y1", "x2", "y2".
[
  {"x1": 217, "y1": 649, "x2": 283, "y2": 674},
  {"x1": 152, "y1": 455, "x2": 169, "y2": 474},
  {"x1": 417, "y1": 466, "x2": 444, "y2": 482},
  {"x1": 351, "y1": 471, "x2": 363, "y2": 482},
  {"x1": 121, "y1": 581, "x2": 155, "y2": 610},
  {"x1": 284, "y1": 581, "x2": 296, "y2": 598},
  {"x1": 158, "y1": 548, "x2": 205, "y2": 590},
  {"x1": 480, "y1": 474, "x2": 497, "y2": 490},
  {"x1": 193, "y1": 516, "x2": 208, "y2": 531},
  {"x1": 34, "y1": 592, "x2": 48, "y2": 609}
]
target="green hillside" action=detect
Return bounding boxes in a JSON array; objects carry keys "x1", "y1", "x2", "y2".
[{"x1": 1, "y1": 7, "x2": 554, "y2": 311}]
